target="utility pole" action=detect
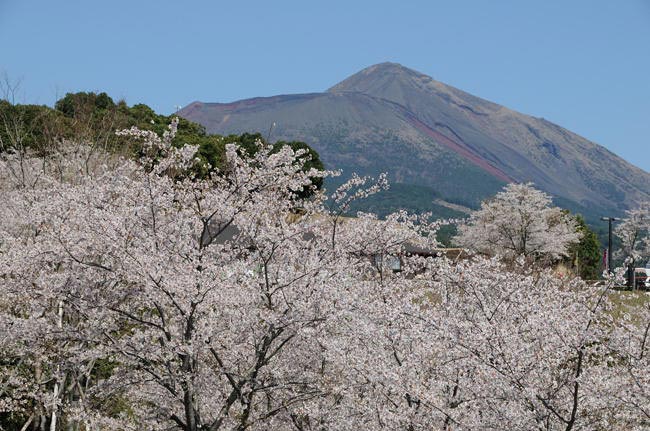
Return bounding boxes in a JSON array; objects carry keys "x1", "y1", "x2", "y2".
[{"x1": 600, "y1": 216, "x2": 619, "y2": 274}]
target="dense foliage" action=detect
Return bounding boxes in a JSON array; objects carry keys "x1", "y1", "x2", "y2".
[
  {"x1": 0, "y1": 91, "x2": 324, "y2": 194},
  {"x1": 1, "y1": 122, "x2": 649, "y2": 430},
  {"x1": 566, "y1": 215, "x2": 603, "y2": 280}
]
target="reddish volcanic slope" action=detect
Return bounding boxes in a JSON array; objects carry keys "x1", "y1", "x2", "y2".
[{"x1": 400, "y1": 108, "x2": 513, "y2": 183}]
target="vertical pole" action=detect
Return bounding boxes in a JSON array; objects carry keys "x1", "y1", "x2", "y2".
[
  {"x1": 601, "y1": 216, "x2": 619, "y2": 276},
  {"x1": 608, "y1": 218, "x2": 613, "y2": 274}
]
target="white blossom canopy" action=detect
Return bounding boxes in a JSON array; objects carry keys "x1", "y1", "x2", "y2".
[
  {"x1": 455, "y1": 182, "x2": 582, "y2": 261},
  {"x1": 1, "y1": 123, "x2": 648, "y2": 431}
]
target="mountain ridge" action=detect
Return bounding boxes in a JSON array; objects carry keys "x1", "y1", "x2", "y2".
[{"x1": 179, "y1": 63, "x2": 650, "y2": 220}]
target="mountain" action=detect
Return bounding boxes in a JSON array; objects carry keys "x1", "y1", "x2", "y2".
[{"x1": 179, "y1": 62, "x2": 650, "y2": 222}]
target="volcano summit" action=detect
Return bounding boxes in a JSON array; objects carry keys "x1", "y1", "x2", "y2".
[{"x1": 179, "y1": 63, "x2": 650, "y2": 220}]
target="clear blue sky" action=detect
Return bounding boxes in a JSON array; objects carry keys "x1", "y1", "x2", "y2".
[{"x1": 1, "y1": 0, "x2": 649, "y2": 171}]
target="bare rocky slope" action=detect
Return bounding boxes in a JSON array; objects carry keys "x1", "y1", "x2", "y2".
[{"x1": 179, "y1": 63, "x2": 650, "y2": 221}]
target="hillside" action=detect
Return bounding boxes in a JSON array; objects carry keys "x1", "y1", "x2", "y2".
[{"x1": 179, "y1": 63, "x2": 650, "y2": 221}]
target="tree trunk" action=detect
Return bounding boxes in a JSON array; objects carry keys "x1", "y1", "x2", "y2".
[
  {"x1": 49, "y1": 300, "x2": 64, "y2": 431},
  {"x1": 184, "y1": 388, "x2": 197, "y2": 431}
]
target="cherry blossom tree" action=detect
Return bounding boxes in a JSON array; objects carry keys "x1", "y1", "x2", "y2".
[
  {"x1": 0, "y1": 139, "x2": 133, "y2": 431},
  {"x1": 615, "y1": 202, "x2": 650, "y2": 264},
  {"x1": 1, "y1": 122, "x2": 649, "y2": 431},
  {"x1": 392, "y1": 261, "x2": 650, "y2": 430},
  {"x1": 454, "y1": 183, "x2": 582, "y2": 263},
  {"x1": 614, "y1": 202, "x2": 650, "y2": 288}
]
